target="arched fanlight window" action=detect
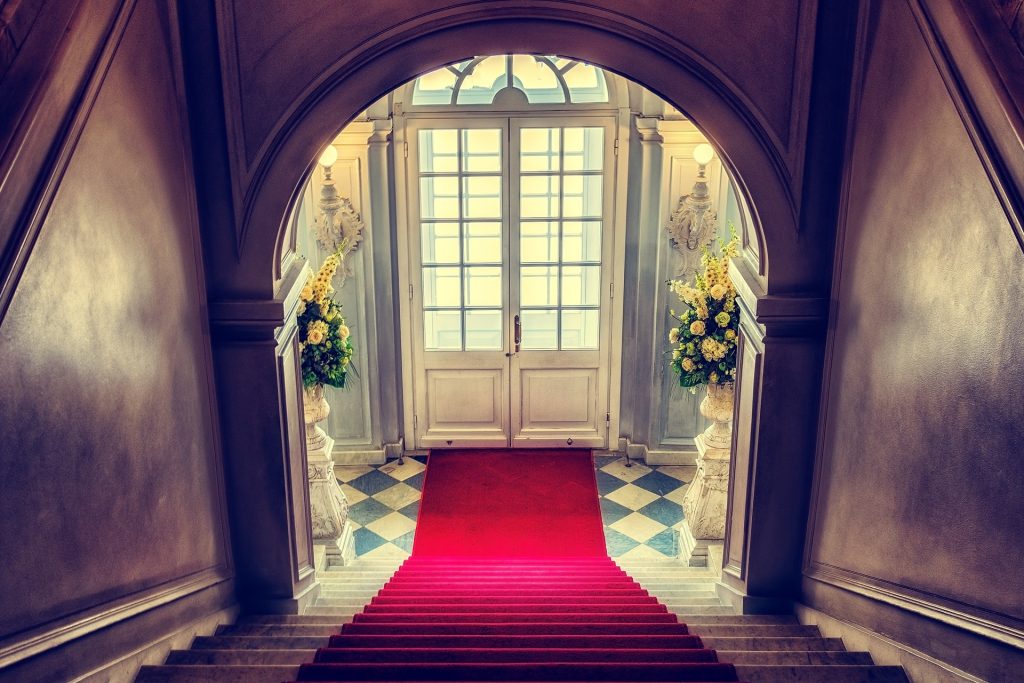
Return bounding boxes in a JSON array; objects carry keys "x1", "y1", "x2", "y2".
[{"x1": 411, "y1": 55, "x2": 609, "y2": 107}]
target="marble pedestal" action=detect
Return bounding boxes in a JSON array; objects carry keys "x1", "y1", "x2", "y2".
[
  {"x1": 679, "y1": 432, "x2": 730, "y2": 567},
  {"x1": 307, "y1": 433, "x2": 355, "y2": 567}
]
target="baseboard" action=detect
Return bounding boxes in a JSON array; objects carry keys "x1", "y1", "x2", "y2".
[
  {"x1": 74, "y1": 603, "x2": 239, "y2": 683},
  {"x1": 332, "y1": 447, "x2": 386, "y2": 465},
  {"x1": 794, "y1": 603, "x2": 985, "y2": 682},
  {"x1": 801, "y1": 575, "x2": 1024, "y2": 680},
  {"x1": 0, "y1": 578, "x2": 236, "y2": 683},
  {"x1": 644, "y1": 448, "x2": 698, "y2": 466}
]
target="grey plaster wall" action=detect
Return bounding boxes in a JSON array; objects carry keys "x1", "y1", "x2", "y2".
[
  {"x1": 804, "y1": 0, "x2": 1024, "y2": 677},
  {"x1": 0, "y1": 1, "x2": 232, "y2": 678}
]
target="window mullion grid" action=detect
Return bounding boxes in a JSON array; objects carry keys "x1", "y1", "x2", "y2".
[
  {"x1": 457, "y1": 129, "x2": 467, "y2": 351},
  {"x1": 556, "y1": 127, "x2": 565, "y2": 351}
]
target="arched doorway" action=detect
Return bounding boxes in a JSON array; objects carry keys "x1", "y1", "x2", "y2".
[{"x1": 207, "y1": 12, "x2": 828, "y2": 615}]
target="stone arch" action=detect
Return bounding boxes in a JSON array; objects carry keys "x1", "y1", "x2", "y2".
[
  {"x1": 237, "y1": 14, "x2": 802, "y2": 297},
  {"x1": 219, "y1": 9, "x2": 828, "y2": 613}
]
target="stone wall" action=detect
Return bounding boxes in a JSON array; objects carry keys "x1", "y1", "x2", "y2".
[
  {"x1": 0, "y1": 2, "x2": 234, "y2": 679},
  {"x1": 802, "y1": 0, "x2": 1024, "y2": 678}
]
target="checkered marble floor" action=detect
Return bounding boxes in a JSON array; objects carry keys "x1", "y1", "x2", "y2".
[
  {"x1": 335, "y1": 453, "x2": 691, "y2": 561},
  {"x1": 335, "y1": 456, "x2": 427, "y2": 561},
  {"x1": 594, "y1": 454, "x2": 692, "y2": 560}
]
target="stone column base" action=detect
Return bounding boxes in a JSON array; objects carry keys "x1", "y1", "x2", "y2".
[
  {"x1": 678, "y1": 522, "x2": 723, "y2": 568},
  {"x1": 316, "y1": 518, "x2": 355, "y2": 567}
]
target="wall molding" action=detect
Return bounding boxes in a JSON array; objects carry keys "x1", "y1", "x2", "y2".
[
  {"x1": 0, "y1": 567, "x2": 232, "y2": 669},
  {"x1": 794, "y1": 602, "x2": 987, "y2": 682},
  {"x1": 70, "y1": 603, "x2": 239, "y2": 683},
  {"x1": 806, "y1": 563, "x2": 1024, "y2": 649},
  {"x1": 0, "y1": 0, "x2": 132, "y2": 325},
  {"x1": 914, "y1": 0, "x2": 1024, "y2": 256},
  {"x1": 802, "y1": 0, "x2": 1024, "y2": 668}
]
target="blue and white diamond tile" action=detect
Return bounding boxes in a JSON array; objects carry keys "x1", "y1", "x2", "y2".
[
  {"x1": 596, "y1": 455, "x2": 691, "y2": 559},
  {"x1": 336, "y1": 458, "x2": 425, "y2": 560},
  {"x1": 334, "y1": 452, "x2": 691, "y2": 561}
]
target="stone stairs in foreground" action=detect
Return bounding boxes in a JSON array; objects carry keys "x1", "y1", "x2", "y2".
[{"x1": 136, "y1": 556, "x2": 908, "y2": 682}]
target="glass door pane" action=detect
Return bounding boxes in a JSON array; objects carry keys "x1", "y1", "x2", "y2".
[
  {"x1": 419, "y1": 127, "x2": 505, "y2": 350},
  {"x1": 517, "y1": 126, "x2": 604, "y2": 350}
]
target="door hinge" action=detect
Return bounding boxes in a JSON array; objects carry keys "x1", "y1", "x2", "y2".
[
  {"x1": 408, "y1": 283, "x2": 414, "y2": 300},
  {"x1": 605, "y1": 412, "x2": 611, "y2": 423},
  {"x1": 613, "y1": 138, "x2": 619, "y2": 156},
  {"x1": 609, "y1": 281, "x2": 614, "y2": 299},
  {"x1": 413, "y1": 414, "x2": 418, "y2": 430},
  {"x1": 404, "y1": 141, "x2": 409, "y2": 158}
]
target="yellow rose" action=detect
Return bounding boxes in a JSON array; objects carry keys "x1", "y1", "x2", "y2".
[
  {"x1": 339, "y1": 324, "x2": 350, "y2": 340},
  {"x1": 307, "y1": 329, "x2": 324, "y2": 345},
  {"x1": 690, "y1": 320, "x2": 705, "y2": 336},
  {"x1": 681, "y1": 358, "x2": 695, "y2": 371},
  {"x1": 709, "y1": 371, "x2": 719, "y2": 383},
  {"x1": 710, "y1": 284, "x2": 727, "y2": 300},
  {"x1": 341, "y1": 356, "x2": 350, "y2": 366},
  {"x1": 715, "y1": 312, "x2": 730, "y2": 327},
  {"x1": 300, "y1": 285, "x2": 314, "y2": 302},
  {"x1": 701, "y1": 337, "x2": 727, "y2": 361},
  {"x1": 672, "y1": 349, "x2": 681, "y2": 360},
  {"x1": 669, "y1": 328, "x2": 680, "y2": 344},
  {"x1": 724, "y1": 329, "x2": 736, "y2": 341}
]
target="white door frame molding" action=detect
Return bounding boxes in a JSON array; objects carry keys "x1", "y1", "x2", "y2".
[{"x1": 394, "y1": 108, "x2": 630, "y2": 451}]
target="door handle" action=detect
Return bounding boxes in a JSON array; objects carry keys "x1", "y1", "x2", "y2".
[{"x1": 514, "y1": 314, "x2": 521, "y2": 353}]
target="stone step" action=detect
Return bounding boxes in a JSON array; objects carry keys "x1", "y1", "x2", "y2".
[
  {"x1": 315, "y1": 585, "x2": 385, "y2": 593},
  {"x1": 302, "y1": 607, "x2": 362, "y2": 617},
  {"x1": 165, "y1": 647, "x2": 871, "y2": 667},
  {"x1": 191, "y1": 633, "x2": 848, "y2": 654},
  {"x1": 662, "y1": 605, "x2": 738, "y2": 615},
  {"x1": 669, "y1": 614, "x2": 796, "y2": 625},
  {"x1": 165, "y1": 649, "x2": 315, "y2": 665},
  {"x1": 641, "y1": 590, "x2": 722, "y2": 599},
  {"x1": 214, "y1": 621, "x2": 822, "y2": 638},
  {"x1": 135, "y1": 664, "x2": 298, "y2": 682},
  {"x1": 622, "y1": 573, "x2": 720, "y2": 577},
  {"x1": 191, "y1": 636, "x2": 328, "y2": 650},
  {"x1": 735, "y1": 664, "x2": 909, "y2": 682},
  {"x1": 721, "y1": 650, "x2": 874, "y2": 665},
  {"x1": 310, "y1": 597, "x2": 375, "y2": 607},
  {"x1": 635, "y1": 581, "x2": 720, "y2": 590},
  {"x1": 702, "y1": 636, "x2": 846, "y2": 651},
  {"x1": 241, "y1": 615, "x2": 352, "y2": 625},
  {"x1": 317, "y1": 573, "x2": 393, "y2": 581},
  {"x1": 312, "y1": 581, "x2": 390, "y2": 591}
]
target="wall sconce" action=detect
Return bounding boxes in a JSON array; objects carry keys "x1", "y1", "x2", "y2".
[
  {"x1": 665, "y1": 142, "x2": 719, "y2": 255},
  {"x1": 312, "y1": 143, "x2": 364, "y2": 285}
]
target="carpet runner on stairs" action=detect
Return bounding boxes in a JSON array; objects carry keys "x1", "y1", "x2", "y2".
[
  {"x1": 293, "y1": 556, "x2": 742, "y2": 682},
  {"x1": 291, "y1": 449, "x2": 744, "y2": 682}
]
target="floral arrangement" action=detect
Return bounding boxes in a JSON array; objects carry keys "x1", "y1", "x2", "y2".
[
  {"x1": 668, "y1": 231, "x2": 740, "y2": 391},
  {"x1": 298, "y1": 249, "x2": 354, "y2": 389}
]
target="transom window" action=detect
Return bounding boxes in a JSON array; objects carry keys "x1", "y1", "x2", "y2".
[{"x1": 411, "y1": 55, "x2": 609, "y2": 107}]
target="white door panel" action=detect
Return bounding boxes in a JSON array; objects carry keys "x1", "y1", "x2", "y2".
[
  {"x1": 406, "y1": 116, "x2": 616, "y2": 450},
  {"x1": 421, "y1": 368, "x2": 507, "y2": 447}
]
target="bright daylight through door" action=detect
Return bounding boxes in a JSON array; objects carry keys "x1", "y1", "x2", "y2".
[{"x1": 402, "y1": 56, "x2": 618, "y2": 449}]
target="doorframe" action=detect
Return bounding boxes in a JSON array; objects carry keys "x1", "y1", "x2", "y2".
[{"x1": 394, "y1": 104, "x2": 631, "y2": 451}]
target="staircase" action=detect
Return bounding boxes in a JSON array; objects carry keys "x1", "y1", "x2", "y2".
[{"x1": 136, "y1": 557, "x2": 908, "y2": 682}]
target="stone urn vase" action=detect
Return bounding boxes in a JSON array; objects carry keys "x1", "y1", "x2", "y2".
[
  {"x1": 680, "y1": 381, "x2": 735, "y2": 566},
  {"x1": 303, "y1": 384, "x2": 332, "y2": 454},
  {"x1": 698, "y1": 381, "x2": 735, "y2": 450},
  {"x1": 302, "y1": 384, "x2": 353, "y2": 566}
]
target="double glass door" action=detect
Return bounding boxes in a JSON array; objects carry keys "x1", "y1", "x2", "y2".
[{"x1": 407, "y1": 116, "x2": 615, "y2": 448}]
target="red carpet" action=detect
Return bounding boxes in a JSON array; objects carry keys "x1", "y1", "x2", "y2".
[
  {"x1": 412, "y1": 449, "x2": 607, "y2": 557},
  {"x1": 294, "y1": 449, "x2": 741, "y2": 682}
]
